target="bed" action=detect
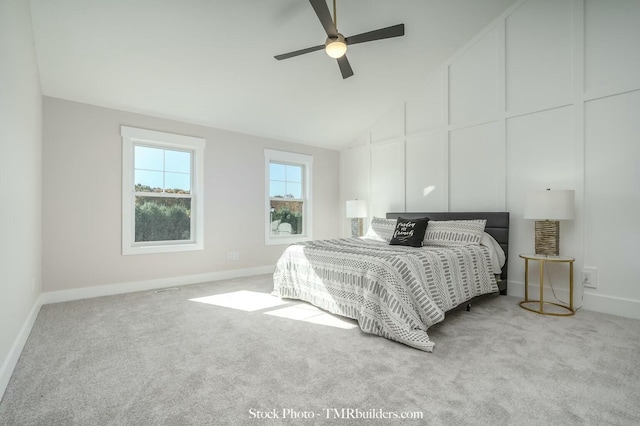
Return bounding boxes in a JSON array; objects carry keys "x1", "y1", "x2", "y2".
[{"x1": 272, "y1": 212, "x2": 509, "y2": 351}]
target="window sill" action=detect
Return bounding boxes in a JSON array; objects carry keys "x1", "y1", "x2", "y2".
[
  {"x1": 123, "y1": 242, "x2": 203, "y2": 255},
  {"x1": 265, "y1": 235, "x2": 311, "y2": 246}
]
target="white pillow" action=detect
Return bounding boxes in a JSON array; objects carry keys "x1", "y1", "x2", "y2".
[
  {"x1": 480, "y1": 232, "x2": 506, "y2": 274},
  {"x1": 424, "y1": 219, "x2": 486, "y2": 246},
  {"x1": 363, "y1": 217, "x2": 396, "y2": 243}
]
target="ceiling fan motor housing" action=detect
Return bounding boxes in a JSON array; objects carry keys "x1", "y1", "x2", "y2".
[{"x1": 325, "y1": 33, "x2": 347, "y2": 58}]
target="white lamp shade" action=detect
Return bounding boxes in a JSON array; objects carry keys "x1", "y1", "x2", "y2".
[
  {"x1": 346, "y1": 199, "x2": 367, "y2": 218},
  {"x1": 524, "y1": 190, "x2": 575, "y2": 220}
]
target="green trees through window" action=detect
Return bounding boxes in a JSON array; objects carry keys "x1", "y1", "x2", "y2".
[
  {"x1": 269, "y1": 162, "x2": 304, "y2": 236},
  {"x1": 134, "y1": 195, "x2": 191, "y2": 242},
  {"x1": 122, "y1": 126, "x2": 205, "y2": 255},
  {"x1": 264, "y1": 149, "x2": 313, "y2": 245},
  {"x1": 133, "y1": 145, "x2": 192, "y2": 243}
]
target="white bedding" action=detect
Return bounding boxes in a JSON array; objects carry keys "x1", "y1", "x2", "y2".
[
  {"x1": 481, "y1": 232, "x2": 506, "y2": 274},
  {"x1": 272, "y1": 238, "x2": 498, "y2": 351}
]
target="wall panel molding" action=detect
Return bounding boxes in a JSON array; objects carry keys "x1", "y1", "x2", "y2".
[
  {"x1": 584, "y1": 0, "x2": 640, "y2": 94},
  {"x1": 340, "y1": 0, "x2": 640, "y2": 319},
  {"x1": 506, "y1": 0, "x2": 574, "y2": 113},
  {"x1": 449, "y1": 28, "x2": 499, "y2": 126},
  {"x1": 370, "y1": 141, "x2": 405, "y2": 217},
  {"x1": 405, "y1": 132, "x2": 448, "y2": 212}
]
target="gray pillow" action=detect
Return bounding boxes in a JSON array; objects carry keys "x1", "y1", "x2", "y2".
[{"x1": 424, "y1": 219, "x2": 486, "y2": 246}]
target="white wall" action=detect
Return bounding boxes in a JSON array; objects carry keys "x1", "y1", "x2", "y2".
[
  {"x1": 340, "y1": 0, "x2": 640, "y2": 319},
  {"x1": 0, "y1": 0, "x2": 43, "y2": 397},
  {"x1": 42, "y1": 97, "x2": 340, "y2": 296}
]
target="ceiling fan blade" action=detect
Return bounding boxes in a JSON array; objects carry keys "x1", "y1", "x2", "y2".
[
  {"x1": 345, "y1": 23, "x2": 405, "y2": 46},
  {"x1": 275, "y1": 44, "x2": 325, "y2": 60},
  {"x1": 337, "y1": 55, "x2": 354, "y2": 79},
  {"x1": 309, "y1": 0, "x2": 337, "y2": 37}
]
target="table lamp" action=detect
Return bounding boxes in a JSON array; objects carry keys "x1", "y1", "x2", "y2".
[
  {"x1": 524, "y1": 189, "x2": 575, "y2": 256},
  {"x1": 346, "y1": 199, "x2": 367, "y2": 237}
]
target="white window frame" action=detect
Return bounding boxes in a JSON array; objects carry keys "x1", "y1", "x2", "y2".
[
  {"x1": 264, "y1": 149, "x2": 313, "y2": 245},
  {"x1": 121, "y1": 126, "x2": 205, "y2": 255}
]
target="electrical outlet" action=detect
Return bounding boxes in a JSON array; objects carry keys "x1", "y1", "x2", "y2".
[
  {"x1": 582, "y1": 267, "x2": 598, "y2": 289},
  {"x1": 227, "y1": 251, "x2": 239, "y2": 261}
]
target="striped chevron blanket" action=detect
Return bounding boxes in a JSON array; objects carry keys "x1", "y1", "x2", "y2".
[{"x1": 272, "y1": 238, "x2": 497, "y2": 351}]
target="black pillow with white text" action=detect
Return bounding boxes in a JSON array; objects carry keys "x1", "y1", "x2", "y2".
[{"x1": 389, "y1": 217, "x2": 429, "y2": 247}]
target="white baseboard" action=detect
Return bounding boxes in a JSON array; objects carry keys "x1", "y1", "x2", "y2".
[
  {"x1": 0, "y1": 295, "x2": 42, "y2": 400},
  {"x1": 507, "y1": 280, "x2": 640, "y2": 320},
  {"x1": 582, "y1": 292, "x2": 640, "y2": 320},
  {"x1": 41, "y1": 265, "x2": 275, "y2": 305}
]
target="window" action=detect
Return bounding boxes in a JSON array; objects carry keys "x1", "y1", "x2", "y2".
[
  {"x1": 121, "y1": 126, "x2": 205, "y2": 255},
  {"x1": 264, "y1": 149, "x2": 313, "y2": 245}
]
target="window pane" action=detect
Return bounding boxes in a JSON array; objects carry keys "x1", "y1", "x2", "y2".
[
  {"x1": 286, "y1": 165, "x2": 302, "y2": 183},
  {"x1": 270, "y1": 181, "x2": 286, "y2": 198},
  {"x1": 270, "y1": 200, "x2": 303, "y2": 236},
  {"x1": 135, "y1": 196, "x2": 191, "y2": 242},
  {"x1": 264, "y1": 150, "x2": 312, "y2": 244},
  {"x1": 165, "y1": 150, "x2": 191, "y2": 174},
  {"x1": 286, "y1": 182, "x2": 302, "y2": 199},
  {"x1": 270, "y1": 162, "x2": 302, "y2": 199},
  {"x1": 165, "y1": 172, "x2": 190, "y2": 193},
  {"x1": 123, "y1": 126, "x2": 205, "y2": 254},
  {"x1": 135, "y1": 146, "x2": 164, "y2": 171},
  {"x1": 135, "y1": 170, "x2": 163, "y2": 192},
  {"x1": 270, "y1": 163, "x2": 286, "y2": 181}
]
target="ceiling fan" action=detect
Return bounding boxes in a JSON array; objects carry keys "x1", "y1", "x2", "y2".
[{"x1": 274, "y1": 0, "x2": 405, "y2": 79}]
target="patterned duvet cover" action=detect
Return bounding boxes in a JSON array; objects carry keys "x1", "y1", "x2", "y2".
[{"x1": 272, "y1": 238, "x2": 498, "y2": 351}]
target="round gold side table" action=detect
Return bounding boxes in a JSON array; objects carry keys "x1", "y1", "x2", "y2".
[{"x1": 519, "y1": 253, "x2": 575, "y2": 316}]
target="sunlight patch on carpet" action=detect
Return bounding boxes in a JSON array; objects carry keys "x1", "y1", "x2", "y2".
[
  {"x1": 189, "y1": 290, "x2": 357, "y2": 330},
  {"x1": 189, "y1": 290, "x2": 288, "y2": 311}
]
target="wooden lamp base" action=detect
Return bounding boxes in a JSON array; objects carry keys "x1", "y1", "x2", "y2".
[
  {"x1": 535, "y1": 220, "x2": 559, "y2": 256},
  {"x1": 350, "y1": 218, "x2": 363, "y2": 237}
]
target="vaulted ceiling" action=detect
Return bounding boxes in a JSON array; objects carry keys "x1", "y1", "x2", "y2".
[{"x1": 29, "y1": 0, "x2": 517, "y2": 150}]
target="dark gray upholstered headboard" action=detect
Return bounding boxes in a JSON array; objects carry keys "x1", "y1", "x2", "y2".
[{"x1": 386, "y1": 212, "x2": 510, "y2": 295}]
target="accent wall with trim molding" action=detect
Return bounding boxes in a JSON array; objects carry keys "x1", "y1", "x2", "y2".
[{"x1": 340, "y1": 0, "x2": 640, "y2": 319}]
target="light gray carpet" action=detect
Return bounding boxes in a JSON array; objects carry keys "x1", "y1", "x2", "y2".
[{"x1": 1, "y1": 274, "x2": 639, "y2": 426}]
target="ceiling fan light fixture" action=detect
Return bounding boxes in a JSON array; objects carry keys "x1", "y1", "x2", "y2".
[
  {"x1": 325, "y1": 34, "x2": 347, "y2": 58},
  {"x1": 274, "y1": 0, "x2": 405, "y2": 79}
]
